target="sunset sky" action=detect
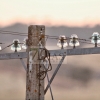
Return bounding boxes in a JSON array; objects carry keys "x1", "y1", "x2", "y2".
[{"x1": 0, "y1": 0, "x2": 100, "y2": 27}]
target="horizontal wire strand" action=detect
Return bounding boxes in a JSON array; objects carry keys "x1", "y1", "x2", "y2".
[{"x1": 0, "y1": 29, "x2": 100, "y2": 50}]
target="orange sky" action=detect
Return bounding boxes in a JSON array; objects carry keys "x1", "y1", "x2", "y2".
[{"x1": 0, "y1": 0, "x2": 100, "y2": 27}]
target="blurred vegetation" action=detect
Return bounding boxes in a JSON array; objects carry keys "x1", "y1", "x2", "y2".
[{"x1": 68, "y1": 67, "x2": 93, "y2": 84}]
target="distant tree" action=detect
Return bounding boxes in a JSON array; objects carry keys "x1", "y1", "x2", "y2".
[{"x1": 69, "y1": 67, "x2": 93, "y2": 84}]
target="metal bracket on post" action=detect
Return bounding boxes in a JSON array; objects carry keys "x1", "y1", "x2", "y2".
[
  {"x1": 46, "y1": 73, "x2": 54, "y2": 100},
  {"x1": 44, "y1": 55, "x2": 66, "y2": 94}
]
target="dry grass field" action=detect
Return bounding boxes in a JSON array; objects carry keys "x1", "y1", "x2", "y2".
[
  {"x1": 0, "y1": 48, "x2": 100, "y2": 100},
  {"x1": 0, "y1": 72, "x2": 100, "y2": 100}
]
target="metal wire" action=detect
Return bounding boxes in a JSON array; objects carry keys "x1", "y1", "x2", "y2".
[
  {"x1": 44, "y1": 55, "x2": 66, "y2": 94},
  {"x1": 0, "y1": 32, "x2": 27, "y2": 36},
  {"x1": 0, "y1": 29, "x2": 100, "y2": 50},
  {"x1": 0, "y1": 43, "x2": 13, "y2": 52},
  {"x1": 0, "y1": 42, "x2": 24, "y2": 52},
  {"x1": 37, "y1": 48, "x2": 52, "y2": 80},
  {"x1": 0, "y1": 29, "x2": 92, "y2": 41},
  {"x1": 0, "y1": 30, "x2": 27, "y2": 34}
]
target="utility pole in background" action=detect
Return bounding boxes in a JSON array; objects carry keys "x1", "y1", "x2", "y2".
[{"x1": 26, "y1": 25, "x2": 45, "y2": 100}]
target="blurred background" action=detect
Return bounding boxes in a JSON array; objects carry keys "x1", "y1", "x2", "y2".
[{"x1": 0, "y1": 0, "x2": 100, "y2": 100}]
